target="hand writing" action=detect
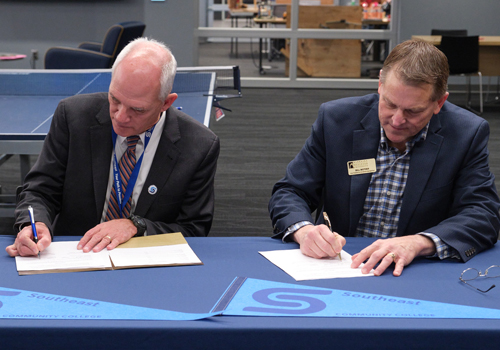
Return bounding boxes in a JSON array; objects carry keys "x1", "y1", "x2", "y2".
[
  {"x1": 6, "y1": 222, "x2": 51, "y2": 257},
  {"x1": 293, "y1": 224, "x2": 346, "y2": 259}
]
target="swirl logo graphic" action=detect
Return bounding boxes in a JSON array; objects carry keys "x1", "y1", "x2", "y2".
[
  {"x1": 243, "y1": 288, "x2": 332, "y2": 315},
  {"x1": 0, "y1": 290, "x2": 21, "y2": 308}
]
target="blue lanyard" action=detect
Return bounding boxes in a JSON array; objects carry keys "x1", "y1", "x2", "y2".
[{"x1": 111, "y1": 125, "x2": 155, "y2": 218}]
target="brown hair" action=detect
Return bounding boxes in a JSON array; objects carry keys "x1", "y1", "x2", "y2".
[{"x1": 380, "y1": 39, "x2": 449, "y2": 101}]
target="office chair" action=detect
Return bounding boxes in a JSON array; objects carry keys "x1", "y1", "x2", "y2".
[
  {"x1": 273, "y1": 4, "x2": 287, "y2": 18},
  {"x1": 439, "y1": 35, "x2": 483, "y2": 115},
  {"x1": 44, "y1": 21, "x2": 146, "y2": 69},
  {"x1": 268, "y1": 4, "x2": 287, "y2": 60},
  {"x1": 431, "y1": 29, "x2": 468, "y2": 36}
]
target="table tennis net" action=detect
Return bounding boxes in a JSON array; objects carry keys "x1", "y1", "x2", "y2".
[{"x1": 175, "y1": 66, "x2": 241, "y2": 98}]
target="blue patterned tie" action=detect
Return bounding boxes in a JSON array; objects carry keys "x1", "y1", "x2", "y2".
[{"x1": 105, "y1": 135, "x2": 140, "y2": 220}]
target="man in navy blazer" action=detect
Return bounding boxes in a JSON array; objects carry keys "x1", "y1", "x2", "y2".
[
  {"x1": 269, "y1": 40, "x2": 500, "y2": 276},
  {"x1": 7, "y1": 38, "x2": 219, "y2": 257}
]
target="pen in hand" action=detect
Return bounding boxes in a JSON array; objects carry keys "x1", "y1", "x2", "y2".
[
  {"x1": 28, "y1": 206, "x2": 40, "y2": 259},
  {"x1": 323, "y1": 212, "x2": 342, "y2": 261}
]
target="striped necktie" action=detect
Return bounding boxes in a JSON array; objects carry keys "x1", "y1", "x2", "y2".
[{"x1": 105, "y1": 135, "x2": 140, "y2": 221}]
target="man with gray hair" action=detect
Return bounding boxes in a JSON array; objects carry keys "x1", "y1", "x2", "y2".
[
  {"x1": 269, "y1": 39, "x2": 500, "y2": 277},
  {"x1": 8, "y1": 38, "x2": 220, "y2": 257}
]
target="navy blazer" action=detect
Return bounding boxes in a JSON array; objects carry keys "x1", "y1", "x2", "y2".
[
  {"x1": 269, "y1": 94, "x2": 500, "y2": 261},
  {"x1": 15, "y1": 92, "x2": 220, "y2": 237}
]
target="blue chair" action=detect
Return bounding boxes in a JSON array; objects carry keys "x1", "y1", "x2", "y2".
[{"x1": 44, "y1": 21, "x2": 146, "y2": 69}]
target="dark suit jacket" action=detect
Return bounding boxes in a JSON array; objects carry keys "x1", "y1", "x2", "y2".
[
  {"x1": 269, "y1": 94, "x2": 500, "y2": 261},
  {"x1": 15, "y1": 92, "x2": 220, "y2": 237}
]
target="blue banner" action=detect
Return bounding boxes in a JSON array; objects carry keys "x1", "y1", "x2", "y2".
[
  {"x1": 214, "y1": 277, "x2": 500, "y2": 319},
  {"x1": 0, "y1": 287, "x2": 219, "y2": 320}
]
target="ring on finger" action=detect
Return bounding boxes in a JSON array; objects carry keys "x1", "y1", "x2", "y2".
[
  {"x1": 387, "y1": 252, "x2": 396, "y2": 262},
  {"x1": 104, "y1": 235, "x2": 112, "y2": 242}
]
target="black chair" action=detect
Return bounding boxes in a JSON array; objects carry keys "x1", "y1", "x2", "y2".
[
  {"x1": 439, "y1": 35, "x2": 483, "y2": 115},
  {"x1": 431, "y1": 29, "x2": 468, "y2": 36},
  {"x1": 44, "y1": 21, "x2": 146, "y2": 69},
  {"x1": 273, "y1": 4, "x2": 287, "y2": 18},
  {"x1": 269, "y1": 4, "x2": 287, "y2": 60}
]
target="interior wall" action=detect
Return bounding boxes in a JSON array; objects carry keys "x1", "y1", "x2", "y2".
[
  {"x1": 0, "y1": 0, "x2": 498, "y2": 78},
  {"x1": 398, "y1": 0, "x2": 500, "y2": 40},
  {"x1": 144, "y1": 0, "x2": 198, "y2": 66},
  {"x1": 398, "y1": 0, "x2": 500, "y2": 86},
  {"x1": 0, "y1": 0, "x2": 197, "y2": 69}
]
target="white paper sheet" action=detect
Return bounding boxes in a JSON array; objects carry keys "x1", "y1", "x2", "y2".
[
  {"x1": 15, "y1": 241, "x2": 112, "y2": 272},
  {"x1": 15, "y1": 238, "x2": 202, "y2": 274},
  {"x1": 259, "y1": 249, "x2": 374, "y2": 281},
  {"x1": 109, "y1": 243, "x2": 202, "y2": 268}
]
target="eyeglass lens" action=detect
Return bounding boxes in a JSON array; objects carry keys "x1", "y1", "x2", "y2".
[
  {"x1": 460, "y1": 265, "x2": 500, "y2": 293},
  {"x1": 461, "y1": 265, "x2": 500, "y2": 281}
]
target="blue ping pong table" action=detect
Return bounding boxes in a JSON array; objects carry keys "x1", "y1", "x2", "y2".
[
  {"x1": 0, "y1": 68, "x2": 220, "y2": 216},
  {"x1": 0, "y1": 68, "x2": 215, "y2": 144},
  {"x1": 0, "y1": 68, "x2": 216, "y2": 162}
]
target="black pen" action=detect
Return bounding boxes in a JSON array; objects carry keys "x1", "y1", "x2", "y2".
[
  {"x1": 28, "y1": 206, "x2": 40, "y2": 259},
  {"x1": 323, "y1": 212, "x2": 342, "y2": 261}
]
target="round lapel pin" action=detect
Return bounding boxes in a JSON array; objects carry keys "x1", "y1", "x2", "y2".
[{"x1": 148, "y1": 185, "x2": 158, "y2": 195}]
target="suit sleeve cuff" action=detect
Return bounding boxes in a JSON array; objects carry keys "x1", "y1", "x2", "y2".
[
  {"x1": 282, "y1": 221, "x2": 314, "y2": 243},
  {"x1": 419, "y1": 232, "x2": 460, "y2": 260}
]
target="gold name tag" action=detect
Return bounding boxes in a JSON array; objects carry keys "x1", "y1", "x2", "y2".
[{"x1": 347, "y1": 158, "x2": 376, "y2": 175}]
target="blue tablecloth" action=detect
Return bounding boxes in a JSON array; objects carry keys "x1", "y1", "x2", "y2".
[{"x1": 1, "y1": 235, "x2": 500, "y2": 349}]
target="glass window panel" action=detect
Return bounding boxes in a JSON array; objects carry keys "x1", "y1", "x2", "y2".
[{"x1": 198, "y1": 0, "x2": 396, "y2": 86}]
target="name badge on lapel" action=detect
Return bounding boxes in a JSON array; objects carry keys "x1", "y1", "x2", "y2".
[{"x1": 347, "y1": 158, "x2": 376, "y2": 176}]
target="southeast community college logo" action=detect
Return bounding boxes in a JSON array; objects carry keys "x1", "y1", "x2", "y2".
[{"x1": 243, "y1": 287, "x2": 332, "y2": 315}]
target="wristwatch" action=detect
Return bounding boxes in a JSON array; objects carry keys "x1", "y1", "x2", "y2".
[{"x1": 128, "y1": 214, "x2": 147, "y2": 237}]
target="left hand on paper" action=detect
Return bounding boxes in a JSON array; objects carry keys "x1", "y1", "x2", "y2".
[
  {"x1": 350, "y1": 235, "x2": 436, "y2": 277},
  {"x1": 77, "y1": 219, "x2": 138, "y2": 253}
]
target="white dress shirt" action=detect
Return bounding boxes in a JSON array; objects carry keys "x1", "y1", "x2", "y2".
[{"x1": 100, "y1": 111, "x2": 166, "y2": 223}]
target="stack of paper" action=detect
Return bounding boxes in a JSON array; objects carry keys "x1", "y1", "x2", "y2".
[{"x1": 15, "y1": 232, "x2": 202, "y2": 275}]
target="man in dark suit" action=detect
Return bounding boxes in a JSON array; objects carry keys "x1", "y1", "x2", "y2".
[
  {"x1": 7, "y1": 38, "x2": 219, "y2": 257},
  {"x1": 269, "y1": 39, "x2": 500, "y2": 276}
]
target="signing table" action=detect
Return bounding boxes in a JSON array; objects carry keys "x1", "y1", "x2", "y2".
[{"x1": 1, "y1": 235, "x2": 500, "y2": 349}]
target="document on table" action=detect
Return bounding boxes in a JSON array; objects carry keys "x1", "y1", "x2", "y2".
[
  {"x1": 109, "y1": 242, "x2": 202, "y2": 269},
  {"x1": 259, "y1": 249, "x2": 374, "y2": 281},
  {"x1": 15, "y1": 241, "x2": 111, "y2": 274},
  {"x1": 15, "y1": 232, "x2": 202, "y2": 275}
]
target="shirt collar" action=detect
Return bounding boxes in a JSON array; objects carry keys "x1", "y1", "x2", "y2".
[{"x1": 379, "y1": 122, "x2": 430, "y2": 152}]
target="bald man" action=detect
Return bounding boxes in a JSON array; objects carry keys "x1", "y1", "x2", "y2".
[{"x1": 8, "y1": 38, "x2": 219, "y2": 257}]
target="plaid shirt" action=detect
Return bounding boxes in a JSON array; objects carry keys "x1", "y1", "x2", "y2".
[
  {"x1": 355, "y1": 124, "x2": 455, "y2": 259},
  {"x1": 355, "y1": 126, "x2": 424, "y2": 237},
  {"x1": 285, "y1": 124, "x2": 457, "y2": 260}
]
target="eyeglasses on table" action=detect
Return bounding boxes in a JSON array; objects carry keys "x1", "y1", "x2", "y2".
[{"x1": 459, "y1": 265, "x2": 500, "y2": 293}]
